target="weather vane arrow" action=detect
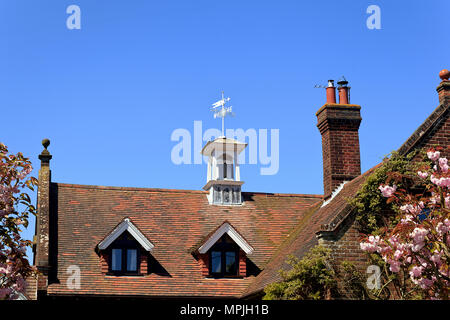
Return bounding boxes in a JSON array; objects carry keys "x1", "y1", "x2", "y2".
[{"x1": 211, "y1": 91, "x2": 234, "y2": 137}]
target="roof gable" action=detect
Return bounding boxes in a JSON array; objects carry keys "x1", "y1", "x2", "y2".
[
  {"x1": 198, "y1": 221, "x2": 254, "y2": 255},
  {"x1": 398, "y1": 102, "x2": 448, "y2": 156},
  {"x1": 98, "y1": 217, "x2": 154, "y2": 252}
]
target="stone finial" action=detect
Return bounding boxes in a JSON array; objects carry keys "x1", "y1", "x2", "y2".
[
  {"x1": 39, "y1": 138, "x2": 52, "y2": 166},
  {"x1": 439, "y1": 69, "x2": 450, "y2": 81},
  {"x1": 42, "y1": 138, "x2": 50, "y2": 149}
]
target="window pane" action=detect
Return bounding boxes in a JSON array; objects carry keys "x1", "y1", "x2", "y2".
[
  {"x1": 225, "y1": 251, "x2": 236, "y2": 274},
  {"x1": 112, "y1": 249, "x2": 122, "y2": 271},
  {"x1": 127, "y1": 249, "x2": 137, "y2": 272},
  {"x1": 223, "y1": 188, "x2": 230, "y2": 203},
  {"x1": 211, "y1": 251, "x2": 222, "y2": 273}
]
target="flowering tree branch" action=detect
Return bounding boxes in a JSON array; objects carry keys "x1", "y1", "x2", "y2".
[
  {"x1": 0, "y1": 143, "x2": 37, "y2": 300},
  {"x1": 360, "y1": 147, "x2": 449, "y2": 300}
]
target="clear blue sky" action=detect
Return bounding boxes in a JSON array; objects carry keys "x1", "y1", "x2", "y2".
[{"x1": 1, "y1": 0, "x2": 448, "y2": 261}]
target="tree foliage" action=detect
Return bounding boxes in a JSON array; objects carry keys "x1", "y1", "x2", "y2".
[
  {"x1": 263, "y1": 246, "x2": 337, "y2": 300},
  {"x1": 349, "y1": 150, "x2": 429, "y2": 234},
  {"x1": 0, "y1": 143, "x2": 37, "y2": 300},
  {"x1": 360, "y1": 147, "x2": 449, "y2": 299}
]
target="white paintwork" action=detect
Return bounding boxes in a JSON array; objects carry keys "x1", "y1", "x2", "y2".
[
  {"x1": 201, "y1": 137, "x2": 247, "y2": 184},
  {"x1": 198, "y1": 222, "x2": 254, "y2": 255},
  {"x1": 98, "y1": 218, "x2": 154, "y2": 252},
  {"x1": 321, "y1": 181, "x2": 348, "y2": 208}
]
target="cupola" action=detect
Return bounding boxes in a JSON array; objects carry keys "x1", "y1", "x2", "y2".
[
  {"x1": 202, "y1": 92, "x2": 247, "y2": 205},
  {"x1": 202, "y1": 137, "x2": 247, "y2": 205}
]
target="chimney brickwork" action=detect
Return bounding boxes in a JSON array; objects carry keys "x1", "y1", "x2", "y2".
[
  {"x1": 316, "y1": 80, "x2": 362, "y2": 199},
  {"x1": 437, "y1": 69, "x2": 450, "y2": 106}
]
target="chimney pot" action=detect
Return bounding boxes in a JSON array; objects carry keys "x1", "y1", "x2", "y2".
[
  {"x1": 337, "y1": 78, "x2": 350, "y2": 104},
  {"x1": 316, "y1": 80, "x2": 361, "y2": 199},
  {"x1": 326, "y1": 80, "x2": 336, "y2": 104}
]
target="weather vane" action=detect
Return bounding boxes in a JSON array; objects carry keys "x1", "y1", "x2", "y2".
[{"x1": 211, "y1": 91, "x2": 234, "y2": 137}]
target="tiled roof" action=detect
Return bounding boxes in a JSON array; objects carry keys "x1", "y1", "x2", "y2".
[
  {"x1": 243, "y1": 100, "x2": 449, "y2": 297},
  {"x1": 242, "y1": 165, "x2": 380, "y2": 297},
  {"x1": 47, "y1": 183, "x2": 321, "y2": 298}
]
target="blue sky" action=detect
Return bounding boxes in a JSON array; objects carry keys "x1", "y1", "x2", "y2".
[{"x1": 1, "y1": 0, "x2": 448, "y2": 261}]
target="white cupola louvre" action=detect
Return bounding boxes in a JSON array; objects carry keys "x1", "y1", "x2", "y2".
[{"x1": 201, "y1": 137, "x2": 247, "y2": 205}]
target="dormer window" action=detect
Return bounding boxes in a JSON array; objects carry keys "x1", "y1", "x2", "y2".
[
  {"x1": 109, "y1": 233, "x2": 140, "y2": 275},
  {"x1": 209, "y1": 234, "x2": 239, "y2": 277},
  {"x1": 98, "y1": 218, "x2": 154, "y2": 276},
  {"x1": 196, "y1": 222, "x2": 253, "y2": 278}
]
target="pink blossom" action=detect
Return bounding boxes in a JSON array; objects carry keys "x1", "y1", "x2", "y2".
[
  {"x1": 410, "y1": 228, "x2": 428, "y2": 252},
  {"x1": 417, "y1": 171, "x2": 429, "y2": 179},
  {"x1": 389, "y1": 260, "x2": 401, "y2": 273},
  {"x1": 378, "y1": 185, "x2": 397, "y2": 197},
  {"x1": 439, "y1": 158, "x2": 449, "y2": 173},
  {"x1": 430, "y1": 174, "x2": 450, "y2": 188},
  {"x1": 436, "y1": 219, "x2": 449, "y2": 237},
  {"x1": 427, "y1": 150, "x2": 441, "y2": 161},
  {"x1": 410, "y1": 265, "x2": 423, "y2": 278},
  {"x1": 393, "y1": 250, "x2": 403, "y2": 260},
  {"x1": 430, "y1": 251, "x2": 443, "y2": 267}
]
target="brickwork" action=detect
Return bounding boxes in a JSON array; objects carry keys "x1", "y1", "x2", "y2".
[
  {"x1": 100, "y1": 252, "x2": 109, "y2": 274},
  {"x1": 414, "y1": 109, "x2": 450, "y2": 159},
  {"x1": 31, "y1": 73, "x2": 448, "y2": 300},
  {"x1": 239, "y1": 250, "x2": 246, "y2": 277},
  {"x1": 140, "y1": 249, "x2": 148, "y2": 274},
  {"x1": 199, "y1": 253, "x2": 209, "y2": 277},
  {"x1": 318, "y1": 214, "x2": 368, "y2": 297},
  {"x1": 437, "y1": 81, "x2": 450, "y2": 106},
  {"x1": 316, "y1": 104, "x2": 362, "y2": 198},
  {"x1": 316, "y1": 80, "x2": 449, "y2": 298}
]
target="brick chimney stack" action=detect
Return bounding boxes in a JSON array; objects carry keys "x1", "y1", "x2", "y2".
[
  {"x1": 437, "y1": 69, "x2": 450, "y2": 105},
  {"x1": 316, "y1": 79, "x2": 362, "y2": 199}
]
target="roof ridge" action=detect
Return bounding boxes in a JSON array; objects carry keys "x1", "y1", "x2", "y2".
[
  {"x1": 398, "y1": 102, "x2": 448, "y2": 155},
  {"x1": 52, "y1": 182, "x2": 323, "y2": 198},
  {"x1": 53, "y1": 183, "x2": 208, "y2": 194},
  {"x1": 242, "y1": 191, "x2": 323, "y2": 198}
]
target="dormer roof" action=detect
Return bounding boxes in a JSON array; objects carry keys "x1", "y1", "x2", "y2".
[
  {"x1": 197, "y1": 221, "x2": 254, "y2": 255},
  {"x1": 97, "y1": 217, "x2": 154, "y2": 252}
]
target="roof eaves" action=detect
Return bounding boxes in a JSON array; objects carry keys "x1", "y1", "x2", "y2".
[
  {"x1": 98, "y1": 217, "x2": 154, "y2": 252},
  {"x1": 398, "y1": 103, "x2": 448, "y2": 156},
  {"x1": 197, "y1": 221, "x2": 254, "y2": 255}
]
